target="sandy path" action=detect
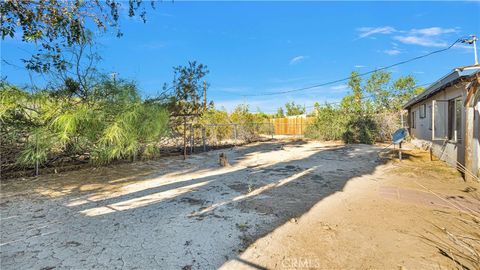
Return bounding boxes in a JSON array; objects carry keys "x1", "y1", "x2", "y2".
[
  {"x1": 221, "y1": 146, "x2": 480, "y2": 270},
  {"x1": 1, "y1": 140, "x2": 478, "y2": 269}
]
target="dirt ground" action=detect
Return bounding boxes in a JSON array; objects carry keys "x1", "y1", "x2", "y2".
[{"x1": 1, "y1": 139, "x2": 479, "y2": 269}]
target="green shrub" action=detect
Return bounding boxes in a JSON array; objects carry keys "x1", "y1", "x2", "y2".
[
  {"x1": 0, "y1": 80, "x2": 169, "y2": 169},
  {"x1": 342, "y1": 115, "x2": 378, "y2": 144},
  {"x1": 305, "y1": 103, "x2": 379, "y2": 145},
  {"x1": 197, "y1": 105, "x2": 271, "y2": 144},
  {"x1": 199, "y1": 108, "x2": 232, "y2": 142},
  {"x1": 305, "y1": 104, "x2": 349, "y2": 141}
]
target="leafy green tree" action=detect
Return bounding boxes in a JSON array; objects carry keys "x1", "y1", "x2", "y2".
[
  {"x1": 275, "y1": 107, "x2": 285, "y2": 118},
  {"x1": 342, "y1": 70, "x2": 424, "y2": 113},
  {"x1": 285, "y1": 101, "x2": 306, "y2": 116},
  {"x1": 345, "y1": 71, "x2": 364, "y2": 113},
  {"x1": 307, "y1": 70, "x2": 423, "y2": 144},
  {"x1": 1, "y1": 0, "x2": 154, "y2": 72},
  {"x1": 364, "y1": 71, "x2": 424, "y2": 112},
  {"x1": 167, "y1": 61, "x2": 209, "y2": 117},
  {"x1": 390, "y1": 75, "x2": 424, "y2": 110},
  {"x1": 364, "y1": 71, "x2": 391, "y2": 111}
]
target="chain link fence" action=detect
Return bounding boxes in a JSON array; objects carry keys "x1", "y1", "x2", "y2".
[
  {"x1": 1, "y1": 113, "x2": 404, "y2": 179},
  {"x1": 158, "y1": 122, "x2": 297, "y2": 157},
  {"x1": 1, "y1": 122, "x2": 311, "y2": 179}
]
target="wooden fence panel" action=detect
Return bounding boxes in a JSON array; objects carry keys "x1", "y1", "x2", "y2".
[{"x1": 269, "y1": 117, "x2": 314, "y2": 135}]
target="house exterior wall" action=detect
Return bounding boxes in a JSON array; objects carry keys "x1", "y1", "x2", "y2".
[
  {"x1": 472, "y1": 97, "x2": 480, "y2": 177},
  {"x1": 463, "y1": 88, "x2": 480, "y2": 180},
  {"x1": 408, "y1": 83, "x2": 467, "y2": 168}
]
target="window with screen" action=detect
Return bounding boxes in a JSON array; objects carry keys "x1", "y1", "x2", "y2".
[
  {"x1": 455, "y1": 98, "x2": 462, "y2": 141},
  {"x1": 419, "y1": 104, "x2": 426, "y2": 118},
  {"x1": 432, "y1": 98, "x2": 463, "y2": 141},
  {"x1": 433, "y1": 100, "x2": 448, "y2": 139}
]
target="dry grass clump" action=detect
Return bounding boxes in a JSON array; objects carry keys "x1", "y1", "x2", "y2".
[{"x1": 422, "y1": 191, "x2": 480, "y2": 270}]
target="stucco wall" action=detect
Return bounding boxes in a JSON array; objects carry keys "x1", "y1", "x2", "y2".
[
  {"x1": 408, "y1": 84, "x2": 466, "y2": 168},
  {"x1": 473, "y1": 99, "x2": 480, "y2": 177}
]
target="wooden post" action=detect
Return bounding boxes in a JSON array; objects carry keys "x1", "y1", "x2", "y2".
[
  {"x1": 430, "y1": 147, "x2": 433, "y2": 161},
  {"x1": 234, "y1": 124, "x2": 237, "y2": 146},
  {"x1": 202, "y1": 126, "x2": 207, "y2": 152},
  {"x1": 398, "y1": 142, "x2": 402, "y2": 161},
  {"x1": 183, "y1": 116, "x2": 187, "y2": 160},
  {"x1": 463, "y1": 78, "x2": 478, "y2": 181},
  {"x1": 190, "y1": 124, "x2": 194, "y2": 154},
  {"x1": 464, "y1": 102, "x2": 474, "y2": 181}
]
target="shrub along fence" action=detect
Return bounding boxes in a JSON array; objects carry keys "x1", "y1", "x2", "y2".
[
  {"x1": 0, "y1": 121, "x2": 278, "y2": 179},
  {"x1": 1, "y1": 99, "x2": 403, "y2": 180},
  {"x1": 305, "y1": 111, "x2": 403, "y2": 144}
]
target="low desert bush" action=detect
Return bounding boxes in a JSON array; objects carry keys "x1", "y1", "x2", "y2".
[
  {"x1": 0, "y1": 80, "x2": 169, "y2": 171},
  {"x1": 305, "y1": 104, "x2": 397, "y2": 144}
]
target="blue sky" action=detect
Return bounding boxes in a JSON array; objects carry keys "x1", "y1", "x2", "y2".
[{"x1": 1, "y1": 1, "x2": 479, "y2": 113}]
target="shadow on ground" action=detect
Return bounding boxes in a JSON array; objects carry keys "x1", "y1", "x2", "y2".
[{"x1": 0, "y1": 139, "x2": 386, "y2": 269}]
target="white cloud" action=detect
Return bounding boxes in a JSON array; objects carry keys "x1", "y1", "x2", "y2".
[
  {"x1": 354, "y1": 65, "x2": 367, "y2": 68},
  {"x1": 357, "y1": 26, "x2": 396, "y2": 38},
  {"x1": 357, "y1": 26, "x2": 459, "y2": 48},
  {"x1": 393, "y1": 27, "x2": 459, "y2": 47},
  {"x1": 393, "y1": 35, "x2": 447, "y2": 47},
  {"x1": 409, "y1": 27, "x2": 457, "y2": 36},
  {"x1": 289, "y1": 55, "x2": 307, "y2": 65},
  {"x1": 383, "y1": 49, "x2": 401, "y2": 55}
]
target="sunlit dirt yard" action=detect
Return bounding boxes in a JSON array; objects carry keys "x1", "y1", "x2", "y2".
[{"x1": 1, "y1": 139, "x2": 479, "y2": 269}]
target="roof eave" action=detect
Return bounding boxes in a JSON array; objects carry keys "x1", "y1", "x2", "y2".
[{"x1": 402, "y1": 67, "x2": 480, "y2": 109}]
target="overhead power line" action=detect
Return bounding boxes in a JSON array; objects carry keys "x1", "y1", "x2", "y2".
[
  {"x1": 308, "y1": 81, "x2": 433, "y2": 106},
  {"x1": 244, "y1": 81, "x2": 433, "y2": 114},
  {"x1": 244, "y1": 38, "x2": 461, "y2": 97}
]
